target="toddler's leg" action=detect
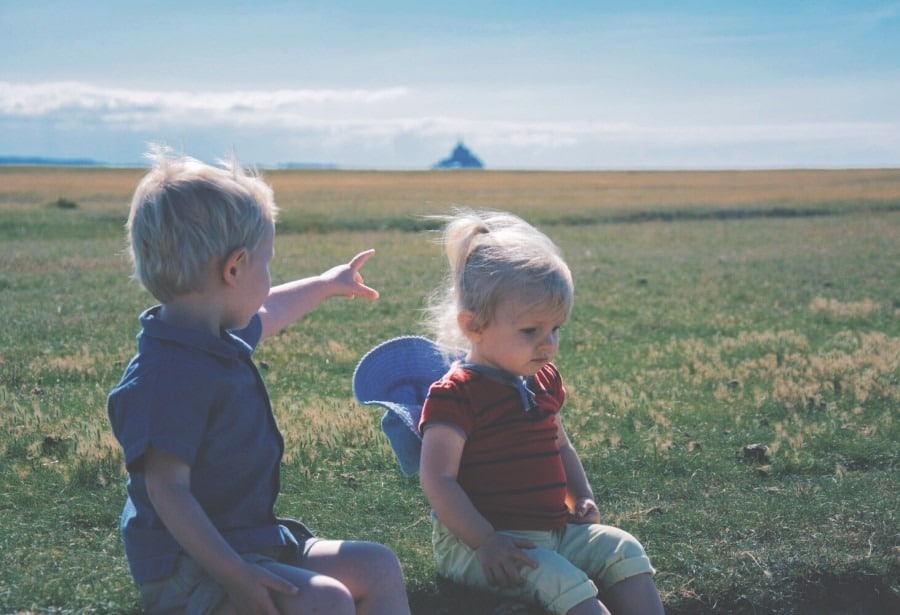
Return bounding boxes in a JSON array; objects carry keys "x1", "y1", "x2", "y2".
[
  {"x1": 599, "y1": 573, "x2": 663, "y2": 615},
  {"x1": 432, "y1": 520, "x2": 600, "y2": 614},
  {"x1": 559, "y1": 524, "x2": 663, "y2": 615},
  {"x1": 567, "y1": 597, "x2": 611, "y2": 615}
]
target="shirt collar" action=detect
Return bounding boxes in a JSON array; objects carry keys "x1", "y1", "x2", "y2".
[
  {"x1": 457, "y1": 361, "x2": 537, "y2": 412},
  {"x1": 138, "y1": 305, "x2": 253, "y2": 360}
]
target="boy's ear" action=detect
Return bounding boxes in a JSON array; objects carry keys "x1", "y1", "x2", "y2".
[
  {"x1": 457, "y1": 310, "x2": 482, "y2": 342},
  {"x1": 221, "y1": 247, "x2": 247, "y2": 286}
]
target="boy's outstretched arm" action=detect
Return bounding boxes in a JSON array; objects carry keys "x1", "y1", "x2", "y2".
[
  {"x1": 258, "y1": 249, "x2": 379, "y2": 340},
  {"x1": 143, "y1": 448, "x2": 298, "y2": 614}
]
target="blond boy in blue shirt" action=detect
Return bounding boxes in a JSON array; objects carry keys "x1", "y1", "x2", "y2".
[{"x1": 108, "y1": 147, "x2": 410, "y2": 615}]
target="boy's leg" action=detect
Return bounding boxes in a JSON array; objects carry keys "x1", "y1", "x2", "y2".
[
  {"x1": 140, "y1": 550, "x2": 358, "y2": 615},
  {"x1": 299, "y1": 538, "x2": 411, "y2": 615},
  {"x1": 212, "y1": 560, "x2": 355, "y2": 615}
]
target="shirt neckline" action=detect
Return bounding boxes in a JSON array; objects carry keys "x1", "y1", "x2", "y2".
[
  {"x1": 139, "y1": 305, "x2": 252, "y2": 360},
  {"x1": 457, "y1": 361, "x2": 537, "y2": 412}
]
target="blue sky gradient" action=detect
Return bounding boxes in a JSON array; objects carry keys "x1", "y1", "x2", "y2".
[{"x1": 2, "y1": 1, "x2": 899, "y2": 169}]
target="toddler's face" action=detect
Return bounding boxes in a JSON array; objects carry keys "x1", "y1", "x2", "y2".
[{"x1": 466, "y1": 298, "x2": 567, "y2": 377}]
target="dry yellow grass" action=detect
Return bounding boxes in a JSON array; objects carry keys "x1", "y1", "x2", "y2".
[
  {"x1": 265, "y1": 168, "x2": 900, "y2": 214},
  {"x1": 3, "y1": 166, "x2": 900, "y2": 216}
]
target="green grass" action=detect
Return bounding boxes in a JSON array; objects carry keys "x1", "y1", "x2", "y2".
[{"x1": 1, "y1": 168, "x2": 898, "y2": 614}]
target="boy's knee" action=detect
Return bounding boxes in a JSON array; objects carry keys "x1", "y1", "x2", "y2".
[
  {"x1": 367, "y1": 541, "x2": 403, "y2": 569},
  {"x1": 286, "y1": 576, "x2": 355, "y2": 613},
  {"x1": 359, "y1": 542, "x2": 406, "y2": 588}
]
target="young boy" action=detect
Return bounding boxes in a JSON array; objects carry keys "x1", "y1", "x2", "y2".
[{"x1": 107, "y1": 147, "x2": 411, "y2": 615}]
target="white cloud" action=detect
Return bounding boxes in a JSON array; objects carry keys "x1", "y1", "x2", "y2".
[
  {"x1": 1, "y1": 81, "x2": 898, "y2": 169},
  {"x1": 0, "y1": 81, "x2": 409, "y2": 116}
]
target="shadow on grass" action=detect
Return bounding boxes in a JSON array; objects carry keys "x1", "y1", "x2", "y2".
[
  {"x1": 409, "y1": 578, "x2": 542, "y2": 615},
  {"x1": 407, "y1": 571, "x2": 899, "y2": 615}
]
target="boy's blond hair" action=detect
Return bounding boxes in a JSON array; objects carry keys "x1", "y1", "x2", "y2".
[
  {"x1": 425, "y1": 209, "x2": 574, "y2": 351},
  {"x1": 126, "y1": 146, "x2": 278, "y2": 303}
]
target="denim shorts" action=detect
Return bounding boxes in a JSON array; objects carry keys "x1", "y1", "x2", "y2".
[{"x1": 138, "y1": 522, "x2": 319, "y2": 615}]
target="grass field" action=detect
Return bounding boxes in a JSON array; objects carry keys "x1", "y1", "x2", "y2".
[{"x1": 1, "y1": 167, "x2": 898, "y2": 614}]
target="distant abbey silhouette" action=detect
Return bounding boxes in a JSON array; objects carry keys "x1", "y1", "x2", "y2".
[{"x1": 433, "y1": 141, "x2": 484, "y2": 169}]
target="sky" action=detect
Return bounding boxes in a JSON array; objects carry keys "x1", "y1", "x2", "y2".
[{"x1": 2, "y1": 0, "x2": 899, "y2": 170}]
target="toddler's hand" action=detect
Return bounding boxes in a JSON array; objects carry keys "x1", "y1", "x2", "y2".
[
  {"x1": 475, "y1": 531, "x2": 538, "y2": 588},
  {"x1": 569, "y1": 497, "x2": 601, "y2": 524}
]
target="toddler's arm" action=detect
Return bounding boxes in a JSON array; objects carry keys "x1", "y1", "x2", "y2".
[
  {"x1": 143, "y1": 448, "x2": 298, "y2": 614},
  {"x1": 258, "y1": 249, "x2": 379, "y2": 340},
  {"x1": 557, "y1": 418, "x2": 601, "y2": 523},
  {"x1": 420, "y1": 424, "x2": 538, "y2": 587}
]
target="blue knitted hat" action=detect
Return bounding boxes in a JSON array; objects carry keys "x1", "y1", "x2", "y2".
[{"x1": 352, "y1": 336, "x2": 461, "y2": 475}]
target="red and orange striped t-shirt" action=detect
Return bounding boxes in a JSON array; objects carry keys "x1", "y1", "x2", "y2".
[{"x1": 420, "y1": 363, "x2": 569, "y2": 531}]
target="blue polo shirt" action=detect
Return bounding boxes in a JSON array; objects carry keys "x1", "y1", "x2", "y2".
[{"x1": 107, "y1": 306, "x2": 296, "y2": 584}]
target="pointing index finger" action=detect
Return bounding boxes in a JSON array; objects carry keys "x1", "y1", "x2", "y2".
[{"x1": 349, "y1": 249, "x2": 376, "y2": 272}]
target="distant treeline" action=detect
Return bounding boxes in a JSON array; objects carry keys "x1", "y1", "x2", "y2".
[
  {"x1": 0, "y1": 156, "x2": 104, "y2": 166},
  {"x1": 0, "y1": 156, "x2": 345, "y2": 169}
]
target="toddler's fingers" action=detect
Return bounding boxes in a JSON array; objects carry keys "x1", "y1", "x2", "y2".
[{"x1": 511, "y1": 546, "x2": 538, "y2": 569}]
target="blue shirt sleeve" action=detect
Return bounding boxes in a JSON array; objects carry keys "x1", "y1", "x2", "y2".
[{"x1": 109, "y1": 353, "x2": 220, "y2": 472}]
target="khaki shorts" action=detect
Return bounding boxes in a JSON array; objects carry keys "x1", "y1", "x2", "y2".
[{"x1": 432, "y1": 517, "x2": 655, "y2": 615}]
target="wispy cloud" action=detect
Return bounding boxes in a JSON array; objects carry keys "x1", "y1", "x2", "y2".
[
  {"x1": 0, "y1": 81, "x2": 409, "y2": 116},
  {"x1": 3, "y1": 80, "x2": 893, "y2": 144}
]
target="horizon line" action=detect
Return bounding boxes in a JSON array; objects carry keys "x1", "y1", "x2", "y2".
[{"x1": 2, "y1": 155, "x2": 898, "y2": 174}]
